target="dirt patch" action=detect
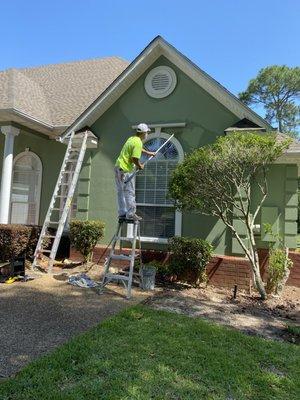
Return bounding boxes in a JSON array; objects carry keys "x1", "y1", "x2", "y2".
[
  {"x1": 0, "y1": 264, "x2": 153, "y2": 378},
  {"x1": 145, "y1": 285, "x2": 300, "y2": 343}
]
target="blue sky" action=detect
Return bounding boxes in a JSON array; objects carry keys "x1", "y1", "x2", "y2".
[{"x1": 1, "y1": 0, "x2": 299, "y2": 102}]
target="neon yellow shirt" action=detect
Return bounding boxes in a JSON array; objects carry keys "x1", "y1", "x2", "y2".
[{"x1": 115, "y1": 136, "x2": 143, "y2": 172}]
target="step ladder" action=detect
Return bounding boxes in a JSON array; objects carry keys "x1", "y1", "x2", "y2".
[
  {"x1": 32, "y1": 130, "x2": 96, "y2": 273},
  {"x1": 100, "y1": 219, "x2": 142, "y2": 299}
]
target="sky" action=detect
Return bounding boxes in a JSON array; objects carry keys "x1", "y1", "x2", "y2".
[{"x1": 0, "y1": 0, "x2": 299, "y2": 109}]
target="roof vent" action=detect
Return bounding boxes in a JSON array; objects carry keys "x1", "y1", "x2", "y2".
[{"x1": 145, "y1": 66, "x2": 177, "y2": 98}]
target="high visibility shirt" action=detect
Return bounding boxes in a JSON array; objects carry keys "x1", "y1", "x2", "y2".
[{"x1": 115, "y1": 136, "x2": 143, "y2": 172}]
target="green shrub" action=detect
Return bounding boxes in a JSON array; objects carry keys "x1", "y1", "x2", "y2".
[
  {"x1": 0, "y1": 224, "x2": 44, "y2": 261},
  {"x1": 69, "y1": 219, "x2": 105, "y2": 262},
  {"x1": 168, "y1": 236, "x2": 213, "y2": 286},
  {"x1": 266, "y1": 248, "x2": 293, "y2": 294},
  {"x1": 264, "y1": 223, "x2": 293, "y2": 295}
]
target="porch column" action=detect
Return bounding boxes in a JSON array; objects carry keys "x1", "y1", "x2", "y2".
[{"x1": 0, "y1": 125, "x2": 20, "y2": 223}]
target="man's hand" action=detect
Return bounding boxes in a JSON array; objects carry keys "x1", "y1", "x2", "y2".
[
  {"x1": 138, "y1": 163, "x2": 144, "y2": 170},
  {"x1": 142, "y1": 149, "x2": 156, "y2": 157}
]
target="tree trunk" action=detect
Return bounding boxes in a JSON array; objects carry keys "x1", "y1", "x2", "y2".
[
  {"x1": 252, "y1": 263, "x2": 267, "y2": 300},
  {"x1": 248, "y1": 228, "x2": 267, "y2": 300}
]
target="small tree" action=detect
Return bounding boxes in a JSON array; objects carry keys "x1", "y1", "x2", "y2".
[
  {"x1": 169, "y1": 132, "x2": 291, "y2": 300},
  {"x1": 239, "y1": 65, "x2": 300, "y2": 136}
]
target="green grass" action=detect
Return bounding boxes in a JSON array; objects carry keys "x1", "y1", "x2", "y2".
[
  {"x1": 1, "y1": 306, "x2": 299, "y2": 400},
  {"x1": 286, "y1": 324, "x2": 300, "y2": 337}
]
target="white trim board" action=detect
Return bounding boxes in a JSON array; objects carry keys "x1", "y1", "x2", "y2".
[{"x1": 60, "y1": 36, "x2": 271, "y2": 142}]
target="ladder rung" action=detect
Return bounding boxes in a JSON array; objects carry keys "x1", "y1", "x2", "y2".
[
  {"x1": 110, "y1": 254, "x2": 134, "y2": 261},
  {"x1": 41, "y1": 249, "x2": 51, "y2": 253},
  {"x1": 51, "y1": 208, "x2": 61, "y2": 210},
  {"x1": 47, "y1": 221, "x2": 60, "y2": 224},
  {"x1": 55, "y1": 195, "x2": 67, "y2": 198},
  {"x1": 105, "y1": 274, "x2": 129, "y2": 281},
  {"x1": 43, "y1": 235, "x2": 56, "y2": 238},
  {"x1": 60, "y1": 183, "x2": 69, "y2": 186},
  {"x1": 62, "y1": 171, "x2": 73, "y2": 174},
  {"x1": 117, "y1": 236, "x2": 135, "y2": 242}
]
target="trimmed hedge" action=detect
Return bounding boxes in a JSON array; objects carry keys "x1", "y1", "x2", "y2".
[
  {"x1": 168, "y1": 236, "x2": 213, "y2": 285},
  {"x1": 0, "y1": 224, "x2": 44, "y2": 261},
  {"x1": 69, "y1": 220, "x2": 105, "y2": 262}
]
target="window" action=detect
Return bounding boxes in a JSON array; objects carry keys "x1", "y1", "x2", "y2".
[
  {"x1": 133, "y1": 132, "x2": 183, "y2": 242},
  {"x1": 10, "y1": 151, "x2": 42, "y2": 225}
]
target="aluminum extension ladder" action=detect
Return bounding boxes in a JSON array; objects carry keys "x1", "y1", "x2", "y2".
[
  {"x1": 32, "y1": 130, "x2": 89, "y2": 273},
  {"x1": 100, "y1": 219, "x2": 142, "y2": 299}
]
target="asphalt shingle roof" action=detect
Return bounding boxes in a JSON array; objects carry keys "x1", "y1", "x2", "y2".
[{"x1": 0, "y1": 57, "x2": 129, "y2": 128}]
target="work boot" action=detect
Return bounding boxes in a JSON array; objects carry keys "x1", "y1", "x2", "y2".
[{"x1": 126, "y1": 213, "x2": 142, "y2": 221}]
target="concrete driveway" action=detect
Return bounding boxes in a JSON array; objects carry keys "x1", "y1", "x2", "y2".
[{"x1": 0, "y1": 274, "x2": 149, "y2": 378}]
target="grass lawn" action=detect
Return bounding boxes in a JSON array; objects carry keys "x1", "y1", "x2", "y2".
[{"x1": 1, "y1": 305, "x2": 299, "y2": 400}]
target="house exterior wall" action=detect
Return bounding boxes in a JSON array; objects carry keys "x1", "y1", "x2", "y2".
[
  {"x1": 0, "y1": 126, "x2": 65, "y2": 225},
  {"x1": 0, "y1": 56, "x2": 297, "y2": 257},
  {"x1": 83, "y1": 55, "x2": 298, "y2": 254},
  {"x1": 87, "y1": 56, "x2": 238, "y2": 248}
]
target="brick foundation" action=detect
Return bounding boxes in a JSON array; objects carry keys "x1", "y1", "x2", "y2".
[{"x1": 70, "y1": 246, "x2": 300, "y2": 291}]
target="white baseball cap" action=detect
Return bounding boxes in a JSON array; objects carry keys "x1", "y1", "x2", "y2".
[{"x1": 136, "y1": 123, "x2": 151, "y2": 133}]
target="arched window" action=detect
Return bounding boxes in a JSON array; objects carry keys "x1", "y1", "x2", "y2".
[
  {"x1": 134, "y1": 132, "x2": 183, "y2": 242},
  {"x1": 10, "y1": 151, "x2": 42, "y2": 225}
]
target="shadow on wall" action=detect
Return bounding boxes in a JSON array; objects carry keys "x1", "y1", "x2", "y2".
[{"x1": 183, "y1": 212, "x2": 232, "y2": 255}]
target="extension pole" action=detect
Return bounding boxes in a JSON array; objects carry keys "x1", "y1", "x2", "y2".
[{"x1": 124, "y1": 134, "x2": 174, "y2": 183}]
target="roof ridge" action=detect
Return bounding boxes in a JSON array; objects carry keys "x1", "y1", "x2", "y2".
[{"x1": 10, "y1": 68, "x2": 53, "y2": 125}]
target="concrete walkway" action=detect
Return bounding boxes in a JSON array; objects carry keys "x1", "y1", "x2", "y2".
[{"x1": 0, "y1": 275, "x2": 149, "y2": 378}]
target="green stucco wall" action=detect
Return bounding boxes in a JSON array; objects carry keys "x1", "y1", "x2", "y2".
[
  {"x1": 86, "y1": 56, "x2": 298, "y2": 254},
  {"x1": 0, "y1": 126, "x2": 65, "y2": 225},
  {"x1": 88, "y1": 56, "x2": 242, "y2": 251}
]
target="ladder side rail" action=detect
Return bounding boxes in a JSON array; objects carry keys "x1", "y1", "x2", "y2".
[
  {"x1": 48, "y1": 131, "x2": 88, "y2": 270},
  {"x1": 127, "y1": 222, "x2": 138, "y2": 298},
  {"x1": 33, "y1": 131, "x2": 75, "y2": 263},
  {"x1": 102, "y1": 223, "x2": 122, "y2": 286}
]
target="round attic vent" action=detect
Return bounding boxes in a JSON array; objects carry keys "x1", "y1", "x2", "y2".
[{"x1": 144, "y1": 66, "x2": 177, "y2": 98}]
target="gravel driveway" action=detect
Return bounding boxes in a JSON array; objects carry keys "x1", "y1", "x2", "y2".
[{"x1": 0, "y1": 274, "x2": 148, "y2": 378}]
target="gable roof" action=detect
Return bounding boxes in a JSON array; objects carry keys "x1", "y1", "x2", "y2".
[
  {"x1": 60, "y1": 36, "x2": 272, "y2": 141},
  {"x1": 0, "y1": 57, "x2": 129, "y2": 136}
]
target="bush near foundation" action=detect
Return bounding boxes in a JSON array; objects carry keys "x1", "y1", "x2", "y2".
[
  {"x1": 0, "y1": 224, "x2": 44, "y2": 261},
  {"x1": 168, "y1": 236, "x2": 213, "y2": 286},
  {"x1": 69, "y1": 219, "x2": 105, "y2": 262}
]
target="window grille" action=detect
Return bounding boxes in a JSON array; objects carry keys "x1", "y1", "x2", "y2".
[{"x1": 136, "y1": 136, "x2": 179, "y2": 239}]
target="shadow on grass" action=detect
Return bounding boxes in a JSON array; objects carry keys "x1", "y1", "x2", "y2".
[
  {"x1": 0, "y1": 279, "x2": 144, "y2": 378},
  {"x1": 0, "y1": 305, "x2": 299, "y2": 400}
]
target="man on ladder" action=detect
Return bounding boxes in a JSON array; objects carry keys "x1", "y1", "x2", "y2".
[
  {"x1": 102, "y1": 124, "x2": 174, "y2": 297},
  {"x1": 114, "y1": 123, "x2": 155, "y2": 221}
]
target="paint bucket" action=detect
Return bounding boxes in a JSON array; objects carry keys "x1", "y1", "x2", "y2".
[{"x1": 140, "y1": 266, "x2": 156, "y2": 290}]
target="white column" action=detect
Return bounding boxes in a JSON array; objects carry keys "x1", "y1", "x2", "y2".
[{"x1": 0, "y1": 125, "x2": 20, "y2": 223}]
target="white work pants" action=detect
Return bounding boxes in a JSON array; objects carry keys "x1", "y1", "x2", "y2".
[{"x1": 114, "y1": 167, "x2": 136, "y2": 217}]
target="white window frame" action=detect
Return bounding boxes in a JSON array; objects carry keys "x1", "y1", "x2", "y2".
[
  {"x1": 10, "y1": 150, "x2": 42, "y2": 225},
  {"x1": 127, "y1": 131, "x2": 183, "y2": 243}
]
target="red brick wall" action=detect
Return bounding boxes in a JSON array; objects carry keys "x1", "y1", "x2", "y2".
[
  {"x1": 206, "y1": 256, "x2": 252, "y2": 291},
  {"x1": 70, "y1": 246, "x2": 300, "y2": 291}
]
